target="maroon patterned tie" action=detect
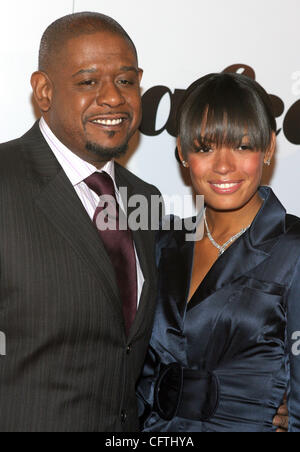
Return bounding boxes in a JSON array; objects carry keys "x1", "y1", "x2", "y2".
[{"x1": 84, "y1": 172, "x2": 137, "y2": 335}]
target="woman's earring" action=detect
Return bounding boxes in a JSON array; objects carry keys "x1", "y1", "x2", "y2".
[
  {"x1": 265, "y1": 159, "x2": 271, "y2": 166},
  {"x1": 182, "y1": 161, "x2": 189, "y2": 168}
]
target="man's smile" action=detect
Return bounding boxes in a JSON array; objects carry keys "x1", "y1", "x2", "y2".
[
  {"x1": 86, "y1": 113, "x2": 130, "y2": 130},
  {"x1": 92, "y1": 118, "x2": 124, "y2": 126}
]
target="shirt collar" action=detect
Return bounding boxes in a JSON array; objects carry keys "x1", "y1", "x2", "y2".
[{"x1": 39, "y1": 117, "x2": 117, "y2": 189}]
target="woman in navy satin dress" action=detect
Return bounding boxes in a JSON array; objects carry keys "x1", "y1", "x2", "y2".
[{"x1": 137, "y1": 73, "x2": 300, "y2": 432}]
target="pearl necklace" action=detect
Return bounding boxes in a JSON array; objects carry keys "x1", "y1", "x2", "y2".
[{"x1": 204, "y1": 208, "x2": 251, "y2": 256}]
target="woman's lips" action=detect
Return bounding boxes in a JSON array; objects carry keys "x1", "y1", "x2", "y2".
[{"x1": 209, "y1": 181, "x2": 243, "y2": 194}]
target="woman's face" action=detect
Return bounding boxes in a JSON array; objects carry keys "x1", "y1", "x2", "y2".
[{"x1": 179, "y1": 135, "x2": 275, "y2": 212}]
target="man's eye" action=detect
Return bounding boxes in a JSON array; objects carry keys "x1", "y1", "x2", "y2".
[
  {"x1": 78, "y1": 80, "x2": 97, "y2": 86},
  {"x1": 118, "y1": 79, "x2": 133, "y2": 86}
]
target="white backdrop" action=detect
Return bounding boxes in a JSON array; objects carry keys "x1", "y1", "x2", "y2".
[{"x1": 1, "y1": 0, "x2": 300, "y2": 217}]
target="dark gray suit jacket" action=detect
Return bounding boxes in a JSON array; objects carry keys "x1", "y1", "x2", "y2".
[{"x1": 0, "y1": 122, "x2": 160, "y2": 432}]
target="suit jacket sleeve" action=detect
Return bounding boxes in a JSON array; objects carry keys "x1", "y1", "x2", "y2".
[{"x1": 287, "y1": 254, "x2": 300, "y2": 431}]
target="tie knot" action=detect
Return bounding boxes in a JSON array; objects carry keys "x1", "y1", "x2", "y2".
[{"x1": 84, "y1": 172, "x2": 116, "y2": 198}]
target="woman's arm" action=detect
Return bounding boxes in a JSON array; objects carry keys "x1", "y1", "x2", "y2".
[
  {"x1": 287, "y1": 255, "x2": 300, "y2": 431},
  {"x1": 273, "y1": 396, "x2": 289, "y2": 432}
]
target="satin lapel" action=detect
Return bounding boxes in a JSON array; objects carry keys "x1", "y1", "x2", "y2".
[
  {"x1": 188, "y1": 186, "x2": 287, "y2": 310},
  {"x1": 151, "y1": 229, "x2": 193, "y2": 366},
  {"x1": 188, "y1": 232, "x2": 269, "y2": 310},
  {"x1": 159, "y1": 231, "x2": 194, "y2": 332},
  {"x1": 22, "y1": 123, "x2": 123, "y2": 320}
]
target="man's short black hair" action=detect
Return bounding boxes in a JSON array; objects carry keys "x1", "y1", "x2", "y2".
[
  {"x1": 39, "y1": 11, "x2": 138, "y2": 72},
  {"x1": 178, "y1": 73, "x2": 277, "y2": 158}
]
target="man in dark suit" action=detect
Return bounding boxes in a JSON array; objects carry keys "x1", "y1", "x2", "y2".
[{"x1": 0, "y1": 12, "x2": 160, "y2": 432}]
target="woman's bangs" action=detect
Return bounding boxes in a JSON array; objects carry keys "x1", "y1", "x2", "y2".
[
  {"x1": 191, "y1": 102, "x2": 266, "y2": 153},
  {"x1": 179, "y1": 74, "x2": 275, "y2": 155}
]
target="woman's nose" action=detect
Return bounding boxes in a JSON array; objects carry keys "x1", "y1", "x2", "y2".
[{"x1": 212, "y1": 148, "x2": 236, "y2": 174}]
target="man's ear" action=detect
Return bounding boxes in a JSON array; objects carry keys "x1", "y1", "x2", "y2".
[
  {"x1": 138, "y1": 68, "x2": 143, "y2": 84},
  {"x1": 31, "y1": 71, "x2": 53, "y2": 113}
]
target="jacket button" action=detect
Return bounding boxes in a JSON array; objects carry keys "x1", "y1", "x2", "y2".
[
  {"x1": 126, "y1": 345, "x2": 132, "y2": 355},
  {"x1": 121, "y1": 410, "x2": 127, "y2": 424}
]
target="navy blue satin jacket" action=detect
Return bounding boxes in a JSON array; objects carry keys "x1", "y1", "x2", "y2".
[{"x1": 137, "y1": 187, "x2": 300, "y2": 432}]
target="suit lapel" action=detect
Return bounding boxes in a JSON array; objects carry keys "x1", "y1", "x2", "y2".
[
  {"x1": 188, "y1": 231, "x2": 270, "y2": 310},
  {"x1": 161, "y1": 236, "x2": 194, "y2": 329},
  {"x1": 159, "y1": 222, "x2": 271, "y2": 316},
  {"x1": 22, "y1": 123, "x2": 124, "y2": 320},
  {"x1": 150, "y1": 227, "x2": 193, "y2": 366}
]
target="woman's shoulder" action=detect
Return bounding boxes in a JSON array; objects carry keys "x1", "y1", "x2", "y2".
[
  {"x1": 274, "y1": 214, "x2": 300, "y2": 268},
  {"x1": 155, "y1": 215, "x2": 198, "y2": 265},
  {"x1": 156, "y1": 214, "x2": 199, "y2": 244},
  {"x1": 156, "y1": 215, "x2": 185, "y2": 248},
  {"x1": 156, "y1": 212, "x2": 203, "y2": 265}
]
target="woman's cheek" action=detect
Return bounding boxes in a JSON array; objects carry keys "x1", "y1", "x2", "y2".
[
  {"x1": 188, "y1": 154, "x2": 209, "y2": 177},
  {"x1": 237, "y1": 152, "x2": 264, "y2": 181},
  {"x1": 188, "y1": 155, "x2": 209, "y2": 193}
]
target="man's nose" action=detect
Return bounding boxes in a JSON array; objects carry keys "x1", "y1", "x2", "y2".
[
  {"x1": 96, "y1": 81, "x2": 126, "y2": 108},
  {"x1": 212, "y1": 148, "x2": 236, "y2": 174}
]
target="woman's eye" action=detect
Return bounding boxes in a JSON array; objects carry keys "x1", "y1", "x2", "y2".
[
  {"x1": 197, "y1": 145, "x2": 213, "y2": 153},
  {"x1": 237, "y1": 144, "x2": 253, "y2": 151}
]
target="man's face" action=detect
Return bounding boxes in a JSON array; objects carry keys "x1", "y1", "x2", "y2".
[{"x1": 43, "y1": 31, "x2": 143, "y2": 166}]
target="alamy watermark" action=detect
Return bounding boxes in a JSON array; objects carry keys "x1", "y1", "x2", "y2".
[
  {"x1": 292, "y1": 331, "x2": 300, "y2": 356},
  {"x1": 0, "y1": 331, "x2": 6, "y2": 356},
  {"x1": 95, "y1": 191, "x2": 205, "y2": 242}
]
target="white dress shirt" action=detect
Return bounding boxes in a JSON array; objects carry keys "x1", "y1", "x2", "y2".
[{"x1": 39, "y1": 117, "x2": 144, "y2": 306}]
